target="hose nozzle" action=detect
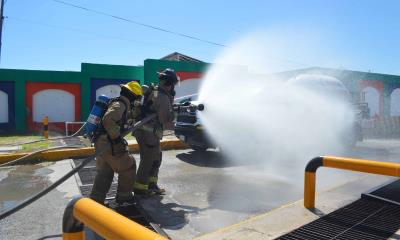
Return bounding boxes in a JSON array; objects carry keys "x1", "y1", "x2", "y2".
[
  {"x1": 173, "y1": 103, "x2": 205, "y2": 112},
  {"x1": 194, "y1": 103, "x2": 204, "y2": 111}
]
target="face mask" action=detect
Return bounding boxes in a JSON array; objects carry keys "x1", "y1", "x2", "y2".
[
  {"x1": 133, "y1": 95, "x2": 144, "y2": 107},
  {"x1": 171, "y1": 84, "x2": 176, "y2": 97},
  {"x1": 133, "y1": 100, "x2": 140, "y2": 107}
]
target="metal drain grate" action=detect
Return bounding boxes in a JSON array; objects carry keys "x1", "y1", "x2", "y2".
[
  {"x1": 276, "y1": 198, "x2": 400, "y2": 240},
  {"x1": 77, "y1": 167, "x2": 98, "y2": 183},
  {"x1": 73, "y1": 158, "x2": 96, "y2": 167},
  {"x1": 73, "y1": 159, "x2": 117, "y2": 198},
  {"x1": 363, "y1": 179, "x2": 400, "y2": 204},
  {"x1": 79, "y1": 184, "x2": 117, "y2": 199}
]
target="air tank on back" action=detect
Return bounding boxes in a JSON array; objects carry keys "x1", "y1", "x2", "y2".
[{"x1": 85, "y1": 95, "x2": 110, "y2": 139}]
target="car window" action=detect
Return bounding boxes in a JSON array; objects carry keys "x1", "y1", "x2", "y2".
[{"x1": 174, "y1": 93, "x2": 198, "y2": 104}]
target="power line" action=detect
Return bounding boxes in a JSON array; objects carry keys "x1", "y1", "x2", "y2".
[
  {"x1": 7, "y1": 16, "x2": 198, "y2": 52},
  {"x1": 7, "y1": 16, "x2": 313, "y2": 69},
  {"x1": 51, "y1": 0, "x2": 226, "y2": 47},
  {"x1": 8, "y1": 16, "x2": 311, "y2": 69},
  {"x1": 47, "y1": 0, "x2": 314, "y2": 68},
  {"x1": 0, "y1": 0, "x2": 5, "y2": 63},
  {"x1": 8, "y1": 1, "x2": 315, "y2": 69}
]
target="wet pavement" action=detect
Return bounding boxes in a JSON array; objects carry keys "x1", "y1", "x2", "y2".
[
  {"x1": 0, "y1": 164, "x2": 52, "y2": 212},
  {"x1": 139, "y1": 138, "x2": 400, "y2": 239},
  {"x1": 0, "y1": 160, "x2": 80, "y2": 240},
  {"x1": 0, "y1": 138, "x2": 399, "y2": 239}
]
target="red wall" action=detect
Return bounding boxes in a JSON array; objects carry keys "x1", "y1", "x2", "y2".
[
  {"x1": 359, "y1": 80, "x2": 384, "y2": 116},
  {"x1": 177, "y1": 72, "x2": 202, "y2": 81}
]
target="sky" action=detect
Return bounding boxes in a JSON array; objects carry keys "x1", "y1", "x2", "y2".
[{"x1": 1, "y1": 0, "x2": 400, "y2": 75}]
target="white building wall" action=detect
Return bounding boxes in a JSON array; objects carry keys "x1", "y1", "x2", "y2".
[
  {"x1": 391, "y1": 88, "x2": 400, "y2": 116},
  {"x1": 175, "y1": 78, "x2": 201, "y2": 99},
  {"x1": 33, "y1": 89, "x2": 75, "y2": 122},
  {"x1": 363, "y1": 86, "x2": 380, "y2": 117},
  {"x1": 96, "y1": 85, "x2": 121, "y2": 100},
  {"x1": 0, "y1": 90, "x2": 8, "y2": 123}
]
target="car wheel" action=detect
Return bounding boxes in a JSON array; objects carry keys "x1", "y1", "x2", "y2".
[{"x1": 191, "y1": 146, "x2": 208, "y2": 151}]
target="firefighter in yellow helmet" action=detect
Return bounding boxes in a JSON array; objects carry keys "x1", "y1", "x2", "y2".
[
  {"x1": 90, "y1": 81, "x2": 142, "y2": 205},
  {"x1": 133, "y1": 69, "x2": 178, "y2": 196}
]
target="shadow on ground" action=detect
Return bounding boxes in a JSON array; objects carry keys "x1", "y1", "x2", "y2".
[
  {"x1": 176, "y1": 150, "x2": 245, "y2": 168},
  {"x1": 137, "y1": 195, "x2": 202, "y2": 230}
]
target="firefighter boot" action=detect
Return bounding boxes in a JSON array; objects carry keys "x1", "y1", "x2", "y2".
[
  {"x1": 116, "y1": 192, "x2": 136, "y2": 206},
  {"x1": 133, "y1": 189, "x2": 155, "y2": 198},
  {"x1": 149, "y1": 183, "x2": 166, "y2": 195}
]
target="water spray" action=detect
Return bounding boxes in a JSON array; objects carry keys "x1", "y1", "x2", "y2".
[{"x1": 198, "y1": 32, "x2": 353, "y2": 177}]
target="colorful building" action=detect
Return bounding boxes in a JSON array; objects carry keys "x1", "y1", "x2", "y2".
[
  {"x1": 0, "y1": 53, "x2": 207, "y2": 133},
  {"x1": 0, "y1": 52, "x2": 399, "y2": 134},
  {"x1": 279, "y1": 67, "x2": 400, "y2": 118}
]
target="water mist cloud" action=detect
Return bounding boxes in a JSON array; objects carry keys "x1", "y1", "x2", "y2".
[{"x1": 198, "y1": 31, "x2": 354, "y2": 178}]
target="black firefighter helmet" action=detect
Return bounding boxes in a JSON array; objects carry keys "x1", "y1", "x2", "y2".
[{"x1": 157, "y1": 68, "x2": 179, "y2": 86}]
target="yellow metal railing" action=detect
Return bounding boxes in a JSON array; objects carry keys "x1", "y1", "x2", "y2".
[
  {"x1": 304, "y1": 156, "x2": 400, "y2": 209},
  {"x1": 62, "y1": 197, "x2": 168, "y2": 240}
]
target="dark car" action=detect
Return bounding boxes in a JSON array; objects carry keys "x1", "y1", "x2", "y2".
[{"x1": 174, "y1": 95, "x2": 214, "y2": 151}]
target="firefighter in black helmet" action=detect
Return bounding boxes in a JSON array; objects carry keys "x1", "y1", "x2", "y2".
[{"x1": 133, "y1": 68, "x2": 178, "y2": 196}]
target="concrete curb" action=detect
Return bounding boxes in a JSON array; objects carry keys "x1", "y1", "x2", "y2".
[{"x1": 0, "y1": 139, "x2": 188, "y2": 164}]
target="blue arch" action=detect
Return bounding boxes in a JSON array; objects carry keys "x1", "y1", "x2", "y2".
[{"x1": 0, "y1": 81, "x2": 15, "y2": 132}]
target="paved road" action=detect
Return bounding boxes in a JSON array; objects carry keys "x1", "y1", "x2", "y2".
[
  {"x1": 140, "y1": 139, "x2": 400, "y2": 239},
  {"x1": 0, "y1": 138, "x2": 400, "y2": 240},
  {"x1": 0, "y1": 160, "x2": 80, "y2": 240}
]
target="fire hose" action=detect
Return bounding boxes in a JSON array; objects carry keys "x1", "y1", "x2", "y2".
[
  {"x1": 0, "y1": 145, "x2": 83, "y2": 167},
  {"x1": 0, "y1": 102, "x2": 206, "y2": 220},
  {"x1": 0, "y1": 123, "x2": 87, "y2": 147},
  {"x1": 0, "y1": 114, "x2": 156, "y2": 221}
]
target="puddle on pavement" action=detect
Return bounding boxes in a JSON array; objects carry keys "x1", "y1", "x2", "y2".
[{"x1": 0, "y1": 163, "x2": 53, "y2": 212}]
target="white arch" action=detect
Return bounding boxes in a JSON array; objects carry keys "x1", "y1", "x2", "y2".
[
  {"x1": 33, "y1": 89, "x2": 75, "y2": 122},
  {"x1": 391, "y1": 88, "x2": 400, "y2": 116},
  {"x1": 175, "y1": 78, "x2": 202, "y2": 99},
  {"x1": 362, "y1": 86, "x2": 380, "y2": 117},
  {"x1": 0, "y1": 90, "x2": 8, "y2": 123},
  {"x1": 96, "y1": 85, "x2": 121, "y2": 100}
]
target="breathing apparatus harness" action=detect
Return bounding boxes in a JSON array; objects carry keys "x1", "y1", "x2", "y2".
[
  {"x1": 85, "y1": 97, "x2": 122, "y2": 139},
  {"x1": 92, "y1": 97, "x2": 128, "y2": 139},
  {"x1": 139, "y1": 84, "x2": 156, "y2": 118},
  {"x1": 86, "y1": 94, "x2": 142, "y2": 157},
  {"x1": 136, "y1": 84, "x2": 174, "y2": 138},
  {"x1": 140, "y1": 83, "x2": 174, "y2": 116}
]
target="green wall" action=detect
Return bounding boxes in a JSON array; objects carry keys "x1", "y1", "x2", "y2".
[
  {"x1": 144, "y1": 59, "x2": 208, "y2": 85},
  {"x1": 0, "y1": 69, "x2": 83, "y2": 132},
  {"x1": 2, "y1": 60, "x2": 399, "y2": 133},
  {"x1": 0, "y1": 63, "x2": 144, "y2": 132},
  {"x1": 80, "y1": 63, "x2": 144, "y2": 119}
]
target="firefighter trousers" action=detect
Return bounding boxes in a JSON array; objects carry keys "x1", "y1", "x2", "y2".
[
  {"x1": 89, "y1": 135, "x2": 136, "y2": 204},
  {"x1": 133, "y1": 129, "x2": 162, "y2": 190}
]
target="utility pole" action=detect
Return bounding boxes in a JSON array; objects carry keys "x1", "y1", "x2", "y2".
[{"x1": 0, "y1": 0, "x2": 5, "y2": 63}]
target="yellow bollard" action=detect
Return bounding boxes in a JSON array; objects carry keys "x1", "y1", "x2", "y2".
[
  {"x1": 43, "y1": 116, "x2": 49, "y2": 139},
  {"x1": 63, "y1": 197, "x2": 168, "y2": 240},
  {"x1": 304, "y1": 171, "x2": 316, "y2": 209},
  {"x1": 304, "y1": 156, "x2": 400, "y2": 209}
]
